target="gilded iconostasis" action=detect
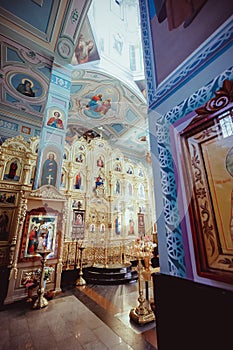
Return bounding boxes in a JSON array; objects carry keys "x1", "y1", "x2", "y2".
[
  {"x1": 1, "y1": 0, "x2": 233, "y2": 309},
  {"x1": 0, "y1": 0, "x2": 153, "y2": 303},
  {"x1": 0, "y1": 128, "x2": 155, "y2": 302}
]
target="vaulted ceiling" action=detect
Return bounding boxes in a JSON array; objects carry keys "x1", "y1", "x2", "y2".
[{"x1": 0, "y1": 0, "x2": 149, "y2": 161}]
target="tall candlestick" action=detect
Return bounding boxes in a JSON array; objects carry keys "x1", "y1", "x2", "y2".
[
  {"x1": 76, "y1": 246, "x2": 86, "y2": 286},
  {"x1": 33, "y1": 250, "x2": 52, "y2": 309}
]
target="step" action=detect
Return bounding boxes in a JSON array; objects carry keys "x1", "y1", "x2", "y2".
[
  {"x1": 83, "y1": 265, "x2": 138, "y2": 285},
  {"x1": 84, "y1": 274, "x2": 138, "y2": 285}
]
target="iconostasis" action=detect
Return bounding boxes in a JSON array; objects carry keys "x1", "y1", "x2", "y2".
[{"x1": 0, "y1": 134, "x2": 155, "y2": 303}]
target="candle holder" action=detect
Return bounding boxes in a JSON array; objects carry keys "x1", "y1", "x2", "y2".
[
  {"x1": 76, "y1": 245, "x2": 86, "y2": 286},
  {"x1": 33, "y1": 250, "x2": 52, "y2": 310},
  {"x1": 129, "y1": 251, "x2": 155, "y2": 325}
]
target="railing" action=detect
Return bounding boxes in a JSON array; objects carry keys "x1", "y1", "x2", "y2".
[{"x1": 62, "y1": 241, "x2": 134, "y2": 269}]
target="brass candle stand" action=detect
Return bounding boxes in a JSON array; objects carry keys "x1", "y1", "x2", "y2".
[
  {"x1": 76, "y1": 245, "x2": 86, "y2": 286},
  {"x1": 129, "y1": 251, "x2": 155, "y2": 325},
  {"x1": 33, "y1": 250, "x2": 52, "y2": 310}
]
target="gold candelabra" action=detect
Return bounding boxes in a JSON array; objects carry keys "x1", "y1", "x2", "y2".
[
  {"x1": 129, "y1": 241, "x2": 155, "y2": 325},
  {"x1": 76, "y1": 243, "x2": 86, "y2": 286},
  {"x1": 33, "y1": 250, "x2": 52, "y2": 310}
]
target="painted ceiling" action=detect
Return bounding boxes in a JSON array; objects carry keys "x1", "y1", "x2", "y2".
[
  {"x1": 68, "y1": 69, "x2": 148, "y2": 156},
  {"x1": 0, "y1": 0, "x2": 149, "y2": 161}
]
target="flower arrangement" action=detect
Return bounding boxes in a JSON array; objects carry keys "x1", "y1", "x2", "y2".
[
  {"x1": 22, "y1": 271, "x2": 40, "y2": 302},
  {"x1": 135, "y1": 236, "x2": 153, "y2": 252},
  {"x1": 22, "y1": 266, "x2": 55, "y2": 302},
  {"x1": 37, "y1": 266, "x2": 54, "y2": 281},
  {"x1": 22, "y1": 271, "x2": 39, "y2": 289}
]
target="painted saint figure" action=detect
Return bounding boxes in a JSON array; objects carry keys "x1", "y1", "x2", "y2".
[
  {"x1": 76, "y1": 154, "x2": 83, "y2": 162},
  {"x1": 37, "y1": 232, "x2": 47, "y2": 251},
  {"x1": 115, "y1": 216, "x2": 121, "y2": 235},
  {"x1": 75, "y1": 34, "x2": 94, "y2": 64},
  {"x1": 128, "y1": 218, "x2": 135, "y2": 235},
  {"x1": 75, "y1": 214, "x2": 83, "y2": 225},
  {"x1": 97, "y1": 156, "x2": 104, "y2": 167},
  {"x1": 47, "y1": 111, "x2": 64, "y2": 129},
  {"x1": 41, "y1": 153, "x2": 58, "y2": 187},
  {"x1": 115, "y1": 163, "x2": 121, "y2": 171},
  {"x1": 116, "y1": 180, "x2": 120, "y2": 194},
  {"x1": 17, "y1": 79, "x2": 35, "y2": 97},
  {"x1": 86, "y1": 94, "x2": 103, "y2": 111},
  {"x1": 27, "y1": 226, "x2": 38, "y2": 254},
  {"x1": 95, "y1": 98, "x2": 112, "y2": 115},
  {"x1": 95, "y1": 176, "x2": 103, "y2": 188},
  {"x1": 75, "y1": 173, "x2": 81, "y2": 189},
  {"x1": 127, "y1": 167, "x2": 133, "y2": 174},
  {"x1": 8, "y1": 161, "x2": 18, "y2": 180},
  {"x1": 138, "y1": 168, "x2": 143, "y2": 177}
]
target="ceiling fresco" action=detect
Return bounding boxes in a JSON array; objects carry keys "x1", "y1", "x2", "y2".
[
  {"x1": 0, "y1": 0, "x2": 149, "y2": 160},
  {"x1": 68, "y1": 69, "x2": 148, "y2": 158},
  {"x1": 0, "y1": 0, "x2": 58, "y2": 41},
  {"x1": 0, "y1": 35, "x2": 52, "y2": 121},
  {"x1": 71, "y1": 16, "x2": 100, "y2": 66},
  {"x1": 0, "y1": 0, "x2": 92, "y2": 62}
]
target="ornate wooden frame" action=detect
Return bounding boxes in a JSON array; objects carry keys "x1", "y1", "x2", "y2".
[
  {"x1": 72, "y1": 209, "x2": 85, "y2": 240},
  {"x1": 173, "y1": 80, "x2": 233, "y2": 284},
  {"x1": 19, "y1": 206, "x2": 61, "y2": 262}
]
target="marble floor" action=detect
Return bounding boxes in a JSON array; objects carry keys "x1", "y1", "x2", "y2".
[{"x1": 0, "y1": 281, "x2": 158, "y2": 350}]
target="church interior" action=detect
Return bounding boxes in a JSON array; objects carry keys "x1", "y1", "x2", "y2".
[{"x1": 0, "y1": 1, "x2": 233, "y2": 349}]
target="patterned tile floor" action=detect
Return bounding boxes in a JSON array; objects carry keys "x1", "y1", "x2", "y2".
[{"x1": 0, "y1": 282, "x2": 158, "y2": 350}]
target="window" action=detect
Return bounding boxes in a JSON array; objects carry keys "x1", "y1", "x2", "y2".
[{"x1": 129, "y1": 45, "x2": 136, "y2": 71}]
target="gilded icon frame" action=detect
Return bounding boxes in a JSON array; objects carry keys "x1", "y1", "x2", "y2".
[{"x1": 171, "y1": 80, "x2": 233, "y2": 284}]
